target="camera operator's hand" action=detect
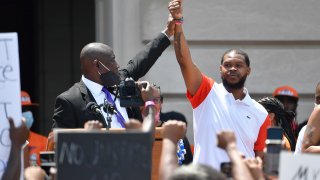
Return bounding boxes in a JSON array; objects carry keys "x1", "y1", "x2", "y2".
[
  {"x1": 137, "y1": 81, "x2": 162, "y2": 132},
  {"x1": 137, "y1": 81, "x2": 161, "y2": 103}
]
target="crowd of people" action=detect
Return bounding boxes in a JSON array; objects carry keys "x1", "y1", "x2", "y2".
[{"x1": 3, "y1": 0, "x2": 320, "y2": 179}]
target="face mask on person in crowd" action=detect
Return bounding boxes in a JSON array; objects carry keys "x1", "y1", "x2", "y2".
[
  {"x1": 22, "y1": 111, "x2": 34, "y2": 129},
  {"x1": 315, "y1": 103, "x2": 320, "y2": 109},
  {"x1": 98, "y1": 61, "x2": 120, "y2": 87}
]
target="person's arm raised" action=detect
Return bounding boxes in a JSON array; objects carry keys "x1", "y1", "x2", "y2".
[
  {"x1": 217, "y1": 131, "x2": 254, "y2": 180},
  {"x1": 159, "y1": 120, "x2": 186, "y2": 180},
  {"x1": 137, "y1": 81, "x2": 161, "y2": 133},
  {"x1": 2, "y1": 118, "x2": 29, "y2": 180},
  {"x1": 169, "y1": 0, "x2": 202, "y2": 96},
  {"x1": 302, "y1": 106, "x2": 320, "y2": 152},
  {"x1": 121, "y1": 15, "x2": 173, "y2": 81}
]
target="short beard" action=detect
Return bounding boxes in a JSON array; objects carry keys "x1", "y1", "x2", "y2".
[{"x1": 222, "y1": 75, "x2": 247, "y2": 90}]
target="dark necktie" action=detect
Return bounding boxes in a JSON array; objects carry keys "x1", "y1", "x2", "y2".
[{"x1": 102, "y1": 87, "x2": 126, "y2": 128}]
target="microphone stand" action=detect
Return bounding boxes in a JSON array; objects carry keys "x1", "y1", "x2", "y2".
[{"x1": 102, "y1": 99, "x2": 116, "y2": 130}]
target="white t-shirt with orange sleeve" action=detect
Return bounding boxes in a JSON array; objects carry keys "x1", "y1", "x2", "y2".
[{"x1": 187, "y1": 74, "x2": 270, "y2": 170}]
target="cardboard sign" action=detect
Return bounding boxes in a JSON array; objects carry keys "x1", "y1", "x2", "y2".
[
  {"x1": 279, "y1": 151, "x2": 320, "y2": 180},
  {"x1": 55, "y1": 131, "x2": 152, "y2": 180},
  {"x1": 0, "y1": 33, "x2": 22, "y2": 178}
]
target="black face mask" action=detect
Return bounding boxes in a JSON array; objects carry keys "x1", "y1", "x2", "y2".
[
  {"x1": 100, "y1": 70, "x2": 121, "y2": 87},
  {"x1": 97, "y1": 61, "x2": 120, "y2": 87}
]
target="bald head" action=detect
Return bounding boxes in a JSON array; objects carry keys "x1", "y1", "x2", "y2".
[
  {"x1": 79, "y1": 42, "x2": 117, "y2": 83},
  {"x1": 80, "y1": 42, "x2": 114, "y2": 68}
]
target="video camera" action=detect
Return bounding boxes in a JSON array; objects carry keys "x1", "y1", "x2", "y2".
[{"x1": 119, "y1": 78, "x2": 145, "y2": 107}]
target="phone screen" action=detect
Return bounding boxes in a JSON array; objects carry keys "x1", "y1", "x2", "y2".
[
  {"x1": 264, "y1": 127, "x2": 283, "y2": 176},
  {"x1": 220, "y1": 162, "x2": 232, "y2": 178},
  {"x1": 267, "y1": 127, "x2": 282, "y2": 140}
]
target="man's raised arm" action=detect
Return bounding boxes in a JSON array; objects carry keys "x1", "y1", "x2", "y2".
[{"x1": 169, "y1": 0, "x2": 202, "y2": 96}]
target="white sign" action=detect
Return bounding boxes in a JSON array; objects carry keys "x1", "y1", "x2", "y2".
[
  {"x1": 0, "y1": 33, "x2": 22, "y2": 178},
  {"x1": 279, "y1": 151, "x2": 320, "y2": 180}
]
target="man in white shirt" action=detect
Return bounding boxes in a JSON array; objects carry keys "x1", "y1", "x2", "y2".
[{"x1": 168, "y1": 0, "x2": 270, "y2": 170}]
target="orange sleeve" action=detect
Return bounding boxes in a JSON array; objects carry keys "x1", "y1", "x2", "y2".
[
  {"x1": 254, "y1": 115, "x2": 271, "y2": 151},
  {"x1": 186, "y1": 74, "x2": 214, "y2": 109}
]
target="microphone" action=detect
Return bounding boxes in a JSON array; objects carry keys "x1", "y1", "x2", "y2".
[
  {"x1": 102, "y1": 102, "x2": 118, "y2": 115},
  {"x1": 86, "y1": 102, "x2": 102, "y2": 115}
]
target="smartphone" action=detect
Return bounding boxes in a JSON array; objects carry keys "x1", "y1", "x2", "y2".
[
  {"x1": 267, "y1": 127, "x2": 282, "y2": 140},
  {"x1": 264, "y1": 127, "x2": 283, "y2": 176},
  {"x1": 266, "y1": 127, "x2": 282, "y2": 154},
  {"x1": 220, "y1": 162, "x2": 232, "y2": 178}
]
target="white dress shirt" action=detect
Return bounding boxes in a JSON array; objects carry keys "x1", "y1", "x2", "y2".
[{"x1": 82, "y1": 75, "x2": 129, "y2": 128}]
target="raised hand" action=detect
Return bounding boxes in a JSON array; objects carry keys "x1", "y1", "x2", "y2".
[
  {"x1": 162, "y1": 120, "x2": 186, "y2": 143},
  {"x1": 8, "y1": 117, "x2": 29, "y2": 148},
  {"x1": 217, "y1": 131, "x2": 236, "y2": 150},
  {"x1": 244, "y1": 157, "x2": 264, "y2": 180},
  {"x1": 2, "y1": 118, "x2": 29, "y2": 180},
  {"x1": 168, "y1": 0, "x2": 183, "y2": 20},
  {"x1": 160, "y1": 120, "x2": 186, "y2": 180}
]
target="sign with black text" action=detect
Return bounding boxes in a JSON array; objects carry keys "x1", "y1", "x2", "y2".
[
  {"x1": 55, "y1": 131, "x2": 152, "y2": 180},
  {"x1": 279, "y1": 151, "x2": 320, "y2": 180},
  {"x1": 0, "y1": 33, "x2": 22, "y2": 178}
]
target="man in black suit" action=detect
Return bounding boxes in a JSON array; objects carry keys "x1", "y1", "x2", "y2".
[{"x1": 52, "y1": 21, "x2": 174, "y2": 129}]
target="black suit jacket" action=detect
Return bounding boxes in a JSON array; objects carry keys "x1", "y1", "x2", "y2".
[{"x1": 52, "y1": 33, "x2": 170, "y2": 128}]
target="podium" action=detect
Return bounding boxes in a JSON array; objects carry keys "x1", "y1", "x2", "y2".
[{"x1": 46, "y1": 127, "x2": 163, "y2": 180}]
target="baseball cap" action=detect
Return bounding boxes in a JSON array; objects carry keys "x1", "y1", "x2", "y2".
[
  {"x1": 21, "y1": 91, "x2": 39, "y2": 106},
  {"x1": 272, "y1": 85, "x2": 299, "y2": 99}
]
